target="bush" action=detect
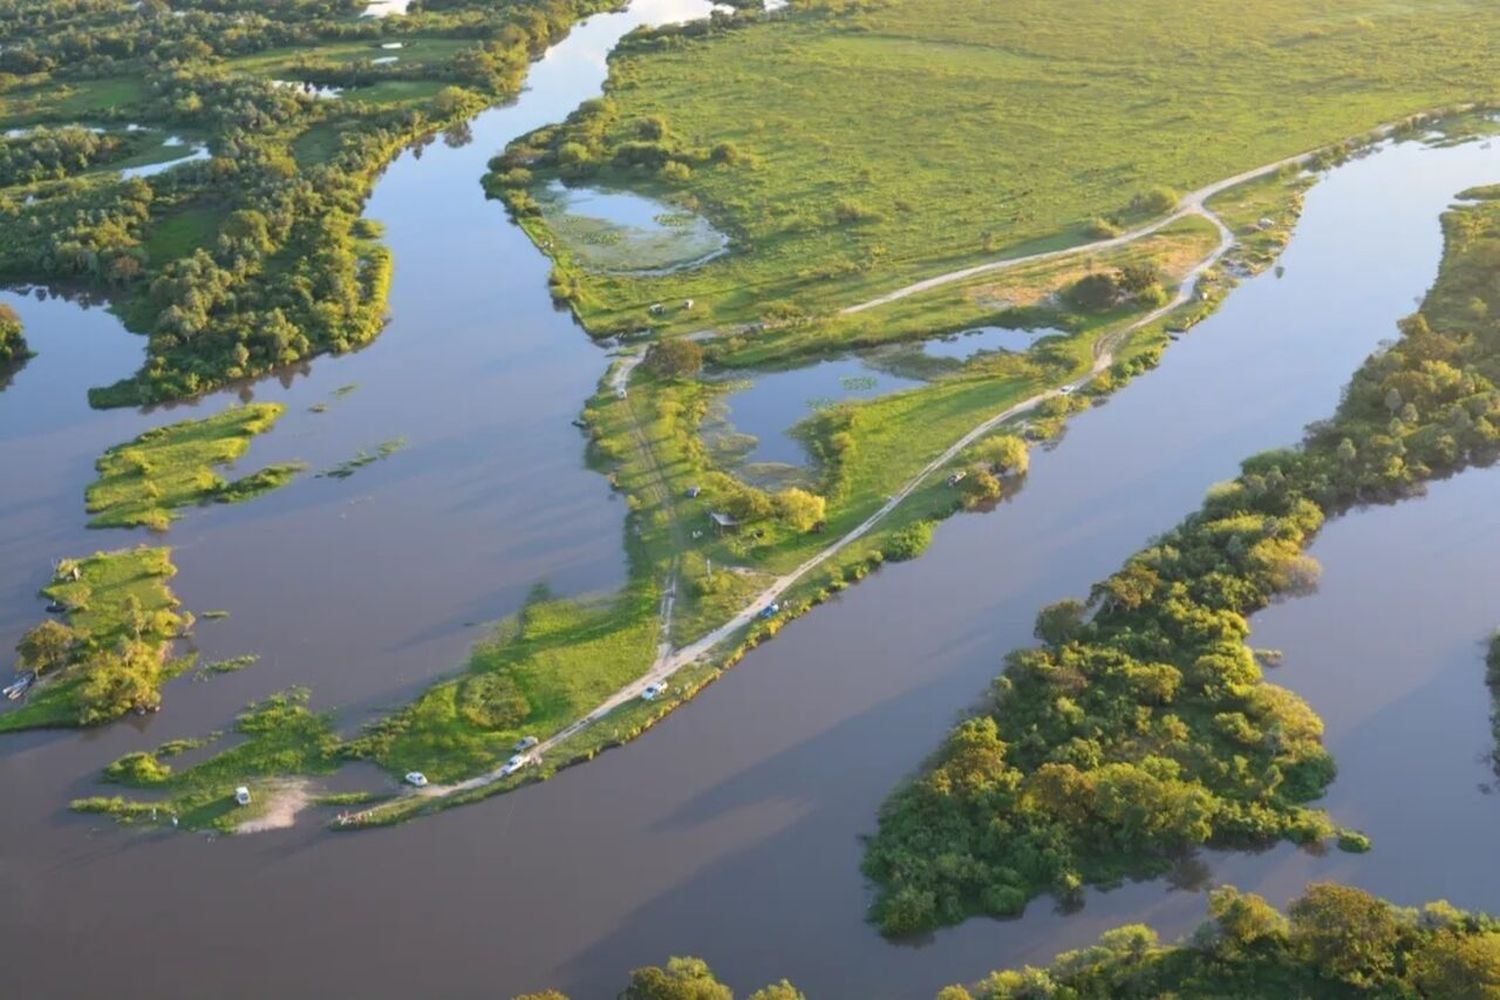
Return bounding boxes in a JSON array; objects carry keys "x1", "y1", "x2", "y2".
[
  {"x1": 1068, "y1": 271, "x2": 1121, "y2": 310},
  {"x1": 1130, "y1": 185, "x2": 1180, "y2": 216},
  {"x1": 643, "y1": 338, "x2": 704, "y2": 378},
  {"x1": 833, "y1": 199, "x2": 882, "y2": 225},
  {"x1": 885, "y1": 521, "x2": 934, "y2": 561},
  {"x1": 457, "y1": 672, "x2": 531, "y2": 730}
]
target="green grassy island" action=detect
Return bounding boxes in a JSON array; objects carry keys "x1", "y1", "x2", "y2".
[
  {"x1": 1, "y1": 547, "x2": 187, "y2": 731},
  {"x1": 86, "y1": 402, "x2": 301, "y2": 530}
]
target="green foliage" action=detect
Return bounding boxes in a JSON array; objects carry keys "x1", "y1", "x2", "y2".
[
  {"x1": 0, "y1": 300, "x2": 29, "y2": 369},
  {"x1": 317, "y1": 437, "x2": 406, "y2": 479},
  {"x1": 620, "y1": 957, "x2": 732, "y2": 1000},
  {"x1": 884, "y1": 520, "x2": 934, "y2": 562},
  {"x1": 643, "y1": 338, "x2": 706, "y2": 378},
  {"x1": 0, "y1": 0, "x2": 628, "y2": 408},
  {"x1": 947, "y1": 884, "x2": 1500, "y2": 999},
  {"x1": 86, "y1": 403, "x2": 295, "y2": 530},
  {"x1": 772, "y1": 487, "x2": 825, "y2": 532},
  {"x1": 497, "y1": 0, "x2": 1500, "y2": 337},
  {"x1": 79, "y1": 689, "x2": 339, "y2": 832},
  {"x1": 864, "y1": 189, "x2": 1500, "y2": 934},
  {"x1": 1, "y1": 547, "x2": 184, "y2": 732}
]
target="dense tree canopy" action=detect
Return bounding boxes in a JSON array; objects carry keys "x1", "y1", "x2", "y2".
[{"x1": 863, "y1": 187, "x2": 1500, "y2": 934}]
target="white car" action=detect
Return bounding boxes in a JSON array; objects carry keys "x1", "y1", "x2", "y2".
[
  {"x1": 500, "y1": 755, "x2": 532, "y2": 778},
  {"x1": 1059, "y1": 385, "x2": 1074, "y2": 395},
  {"x1": 405, "y1": 771, "x2": 429, "y2": 788},
  {"x1": 641, "y1": 682, "x2": 667, "y2": 701},
  {"x1": 513, "y1": 735, "x2": 539, "y2": 752}
]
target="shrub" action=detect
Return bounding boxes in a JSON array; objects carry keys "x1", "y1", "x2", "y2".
[
  {"x1": 643, "y1": 338, "x2": 704, "y2": 378},
  {"x1": 457, "y1": 672, "x2": 531, "y2": 730},
  {"x1": 885, "y1": 521, "x2": 934, "y2": 561}
]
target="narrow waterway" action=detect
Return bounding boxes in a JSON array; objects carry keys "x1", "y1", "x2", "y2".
[{"x1": 0, "y1": 7, "x2": 1498, "y2": 996}]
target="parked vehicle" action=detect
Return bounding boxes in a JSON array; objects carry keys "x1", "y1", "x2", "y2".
[
  {"x1": 758, "y1": 603, "x2": 781, "y2": 620},
  {"x1": 513, "y1": 735, "x2": 539, "y2": 752},
  {"x1": 642, "y1": 682, "x2": 667, "y2": 701},
  {"x1": 405, "y1": 772, "x2": 429, "y2": 788}
]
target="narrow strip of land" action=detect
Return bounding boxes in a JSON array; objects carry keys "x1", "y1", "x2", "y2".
[{"x1": 399, "y1": 169, "x2": 1245, "y2": 810}]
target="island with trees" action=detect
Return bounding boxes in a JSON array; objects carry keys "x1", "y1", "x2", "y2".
[{"x1": 862, "y1": 184, "x2": 1500, "y2": 932}]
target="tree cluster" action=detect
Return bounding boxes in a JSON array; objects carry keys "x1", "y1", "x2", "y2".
[{"x1": 864, "y1": 191, "x2": 1500, "y2": 934}]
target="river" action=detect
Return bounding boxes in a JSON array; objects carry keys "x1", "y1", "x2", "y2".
[{"x1": 1, "y1": 4, "x2": 1498, "y2": 995}]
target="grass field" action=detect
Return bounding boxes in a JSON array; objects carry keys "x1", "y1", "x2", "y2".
[
  {"x1": 518, "y1": 0, "x2": 1500, "y2": 337},
  {"x1": 0, "y1": 77, "x2": 148, "y2": 126},
  {"x1": 86, "y1": 403, "x2": 302, "y2": 531},
  {"x1": 143, "y1": 203, "x2": 229, "y2": 263}
]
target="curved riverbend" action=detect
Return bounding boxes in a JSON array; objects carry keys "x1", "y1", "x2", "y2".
[{"x1": 0, "y1": 10, "x2": 1498, "y2": 998}]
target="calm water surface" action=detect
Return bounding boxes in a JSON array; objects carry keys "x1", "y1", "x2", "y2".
[{"x1": 1, "y1": 16, "x2": 1499, "y2": 996}]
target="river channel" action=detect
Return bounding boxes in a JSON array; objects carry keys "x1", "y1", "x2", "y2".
[{"x1": 1, "y1": 2, "x2": 1499, "y2": 995}]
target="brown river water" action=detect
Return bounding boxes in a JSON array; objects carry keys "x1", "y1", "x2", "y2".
[{"x1": 2, "y1": 4, "x2": 1499, "y2": 994}]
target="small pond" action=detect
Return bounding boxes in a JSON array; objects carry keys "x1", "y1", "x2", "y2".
[{"x1": 537, "y1": 179, "x2": 727, "y2": 274}]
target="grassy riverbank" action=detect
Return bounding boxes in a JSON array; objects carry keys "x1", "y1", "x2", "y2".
[
  {"x1": 86, "y1": 403, "x2": 301, "y2": 530},
  {"x1": 0, "y1": 547, "x2": 186, "y2": 731},
  {"x1": 863, "y1": 176, "x2": 1500, "y2": 934},
  {"x1": 500, "y1": 0, "x2": 1500, "y2": 338}
]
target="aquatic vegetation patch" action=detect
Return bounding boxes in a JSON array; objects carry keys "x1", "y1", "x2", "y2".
[
  {"x1": 316, "y1": 436, "x2": 407, "y2": 479},
  {"x1": 86, "y1": 403, "x2": 302, "y2": 531},
  {"x1": 531, "y1": 181, "x2": 727, "y2": 274}
]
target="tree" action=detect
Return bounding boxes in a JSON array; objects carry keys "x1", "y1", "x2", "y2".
[
  {"x1": 746, "y1": 982, "x2": 805, "y2": 1000},
  {"x1": 773, "y1": 488, "x2": 825, "y2": 531},
  {"x1": 1412, "y1": 930, "x2": 1500, "y2": 999},
  {"x1": 1034, "y1": 599, "x2": 1085, "y2": 646},
  {"x1": 1206, "y1": 886, "x2": 1287, "y2": 955},
  {"x1": 76, "y1": 642, "x2": 163, "y2": 725},
  {"x1": 973, "y1": 435, "x2": 1028, "y2": 476},
  {"x1": 16, "y1": 620, "x2": 76, "y2": 676},
  {"x1": 1068, "y1": 271, "x2": 1120, "y2": 311},
  {"x1": 1117, "y1": 262, "x2": 1162, "y2": 294},
  {"x1": 1287, "y1": 882, "x2": 1401, "y2": 986},
  {"x1": 643, "y1": 339, "x2": 704, "y2": 378},
  {"x1": 619, "y1": 957, "x2": 732, "y2": 1000}
]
